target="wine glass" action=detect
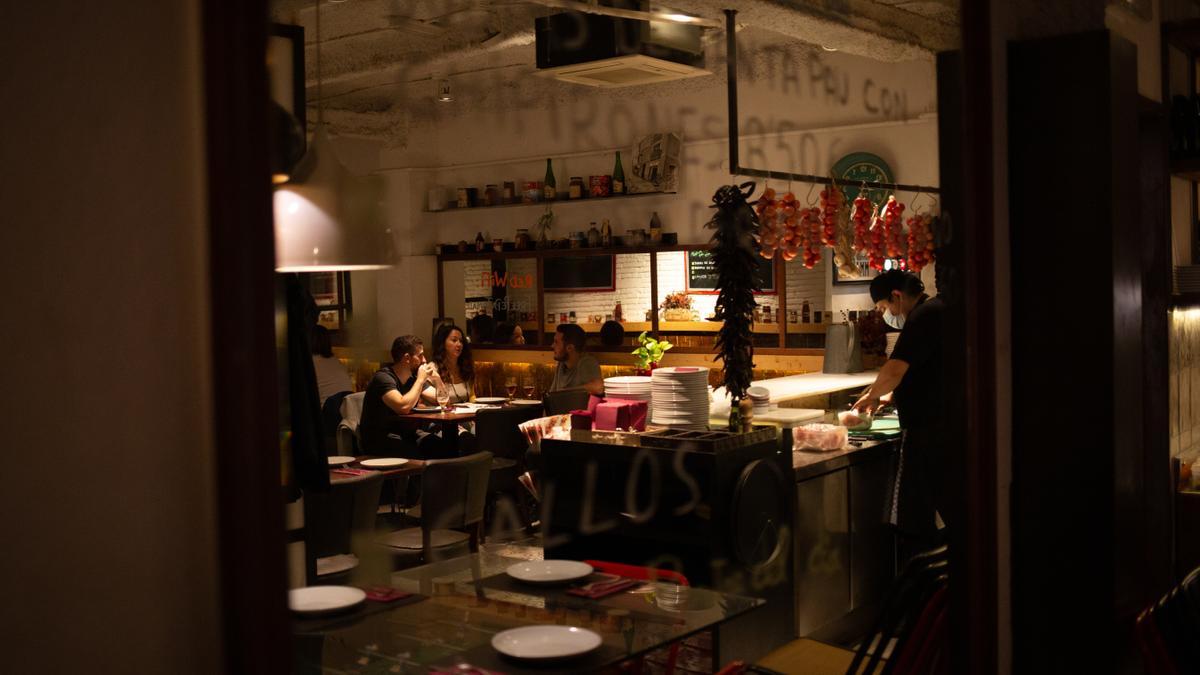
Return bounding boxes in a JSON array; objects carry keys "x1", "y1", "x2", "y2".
[
  {"x1": 435, "y1": 381, "x2": 452, "y2": 412},
  {"x1": 505, "y1": 377, "x2": 518, "y2": 402},
  {"x1": 522, "y1": 376, "x2": 535, "y2": 400}
]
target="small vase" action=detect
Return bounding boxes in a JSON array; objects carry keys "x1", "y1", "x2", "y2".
[{"x1": 634, "y1": 361, "x2": 658, "y2": 377}]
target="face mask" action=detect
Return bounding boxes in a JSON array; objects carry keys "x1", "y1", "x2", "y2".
[{"x1": 883, "y1": 307, "x2": 905, "y2": 330}]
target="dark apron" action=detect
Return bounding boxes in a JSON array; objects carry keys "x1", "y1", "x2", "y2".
[{"x1": 889, "y1": 424, "x2": 948, "y2": 537}]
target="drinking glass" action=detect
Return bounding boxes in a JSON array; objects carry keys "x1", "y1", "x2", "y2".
[
  {"x1": 522, "y1": 377, "x2": 535, "y2": 400},
  {"x1": 436, "y1": 382, "x2": 452, "y2": 412},
  {"x1": 505, "y1": 377, "x2": 518, "y2": 402}
]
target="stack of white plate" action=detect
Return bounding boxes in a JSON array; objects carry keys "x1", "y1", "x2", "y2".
[
  {"x1": 747, "y1": 385, "x2": 771, "y2": 414},
  {"x1": 1177, "y1": 265, "x2": 1200, "y2": 293},
  {"x1": 651, "y1": 367, "x2": 711, "y2": 429},
  {"x1": 604, "y1": 376, "x2": 652, "y2": 402}
]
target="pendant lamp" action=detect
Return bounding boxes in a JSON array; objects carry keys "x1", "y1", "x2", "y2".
[{"x1": 272, "y1": 0, "x2": 393, "y2": 272}]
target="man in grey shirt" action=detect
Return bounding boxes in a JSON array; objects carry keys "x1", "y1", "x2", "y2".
[{"x1": 550, "y1": 323, "x2": 603, "y2": 394}]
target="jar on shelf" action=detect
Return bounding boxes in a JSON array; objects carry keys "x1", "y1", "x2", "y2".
[
  {"x1": 515, "y1": 229, "x2": 530, "y2": 250},
  {"x1": 502, "y1": 181, "x2": 516, "y2": 204},
  {"x1": 568, "y1": 177, "x2": 585, "y2": 199},
  {"x1": 484, "y1": 184, "x2": 500, "y2": 206}
]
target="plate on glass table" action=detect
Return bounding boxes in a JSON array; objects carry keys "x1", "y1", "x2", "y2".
[
  {"x1": 360, "y1": 457, "x2": 409, "y2": 469},
  {"x1": 475, "y1": 397, "x2": 507, "y2": 404},
  {"x1": 510, "y1": 399, "x2": 542, "y2": 406},
  {"x1": 506, "y1": 560, "x2": 593, "y2": 585},
  {"x1": 491, "y1": 625, "x2": 602, "y2": 661},
  {"x1": 411, "y1": 405, "x2": 442, "y2": 413},
  {"x1": 288, "y1": 586, "x2": 366, "y2": 615},
  {"x1": 327, "y1": 456, "x2": 356, "y2": 467}
]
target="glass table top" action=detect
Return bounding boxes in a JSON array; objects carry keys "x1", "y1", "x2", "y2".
[{"x1": 292, "y1": 546, "x2": 764, "y2": 674}]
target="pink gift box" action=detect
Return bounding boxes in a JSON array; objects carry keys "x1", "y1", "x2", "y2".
[
  {"x1": 594, "y1": 401, "x2": 631, "y2": 431},
  {"x1": 570, "y1": 410, "x2": 593, "y2": 431},
  {"x1": 603, "y1": 397, "x2": 647, "y2": 431},
  {"x1": 587, "y1": 394, "x2": 605, "y2": 417}
]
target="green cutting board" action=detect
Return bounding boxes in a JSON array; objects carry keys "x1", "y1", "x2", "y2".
[{"x1": 850, "y1": 417, "x2": 902, "y2": 439}]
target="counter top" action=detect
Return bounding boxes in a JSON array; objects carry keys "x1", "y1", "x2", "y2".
[
  {"x1": 711, "y1": 370, "x2": 878, "y2": 413},
  {"x1": 792, "y1": 436, "x2": 898, "y2": 481}
]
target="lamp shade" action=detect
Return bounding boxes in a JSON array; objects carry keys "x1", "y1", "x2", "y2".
[{"x1": 273, "y1": 126, "x2": 394, "y2": 272}]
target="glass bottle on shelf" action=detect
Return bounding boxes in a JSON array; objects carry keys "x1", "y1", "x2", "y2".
[
  {"x1": 544, "y1": 159, "x2": 557, "y2": 201},
  {"x1": 649, "y1": 211, "x2": 663, "y2": 244},
  {"x1": 802, "y1": 299, "x2": 811, "y2": 323},
  {"x1": 474, "y1": 231, "x2": 486, "y2": 252},
  {"x1": 613, "y1": 151, "x2": 626, "y2": 195}
]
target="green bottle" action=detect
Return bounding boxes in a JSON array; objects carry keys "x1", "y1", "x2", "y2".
[
  {"x1": 543, "y1": 158, "x2": 557, "y2": 201},
  {"x1": 612, "y1": 151, "x2": 626, "y2": 195}
]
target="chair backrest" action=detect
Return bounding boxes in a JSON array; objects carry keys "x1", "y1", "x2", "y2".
[
  {"x1": 475, "y1": 406, "x2": 544, "y2": 461},
  {"x1": 420, "y1": 451, "x2": 493, "y2": 531},
  {"x1": 303, "y1": 471, "x2": 385, "y2": 562},
  {"x1": 339, "y1": 391, "x2": 366, "y2": 428},
  {"x1": 543, "y1": 389, "x2": 590, "y2": 415}
]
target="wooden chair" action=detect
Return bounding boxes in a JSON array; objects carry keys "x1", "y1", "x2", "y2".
[{"x1": 376, "y1": 451, "x2": 492, "y2": 566}]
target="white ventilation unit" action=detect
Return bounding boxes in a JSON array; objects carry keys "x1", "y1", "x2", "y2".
[{"x1": 536, "y1": 54, "x2": 709, "y2": 87}]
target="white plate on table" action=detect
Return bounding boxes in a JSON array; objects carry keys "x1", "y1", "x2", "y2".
[
  {"x1": 360, "y1": 457, "x2": 409, "y2": 469},
  {"x1": 475, "y1": 397, "x2": 507, "y2": 404},
  {"x1": 510, "y1": 399, "x2": 542, "y2": 406},
  {"x1": 327, "y1": 456, "x2": 356, "y2": 467},
  {"x1": 506, "y1": 560, "x2": 593, "y2": 585},
  {"x1": 411, "y1": 405, "x2": 442, "y2": 413},
  {"x1": 491, "y1": 625, "x2": 602, "y2": 661},
  {"x1": 288, "y1": 586, "x2": 366, "y2": 615}
]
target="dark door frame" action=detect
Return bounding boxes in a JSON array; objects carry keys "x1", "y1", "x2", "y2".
[
  {"x1": 198, "y1": 0, "x2": 1013, "y2": 672},
  {"x1": 203, "y1": 0, "x2": 290, "y2": 672}
]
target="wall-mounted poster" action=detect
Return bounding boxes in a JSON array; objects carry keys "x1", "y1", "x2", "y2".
[{"x1": 627, "y1": 132, "x2": 681, "y2": 194}]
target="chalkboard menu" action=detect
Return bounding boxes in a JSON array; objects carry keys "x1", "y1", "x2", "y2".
[
  {"x1": 544, "y1": 255, "x2": 616, "y2": 292},
  {"x1": 686, "y1": 249, "x2": 776, "y2": 293}
]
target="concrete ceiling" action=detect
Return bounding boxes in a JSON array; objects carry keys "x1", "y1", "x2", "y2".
[{"x1": 269, "y1": 0, "x2": 959, "y2": 145}]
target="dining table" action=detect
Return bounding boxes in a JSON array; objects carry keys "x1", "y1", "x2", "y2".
[{"x1": 291, "y1": 546, "x2": 765, "y2": 674}]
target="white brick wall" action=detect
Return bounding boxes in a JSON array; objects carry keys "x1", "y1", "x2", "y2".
[
  {"x1": 655, "y1": 250, "x2": 784, "y2": 319},
  {"x1": 785, "y1": 258, "x2": 827, "y2": 315}
]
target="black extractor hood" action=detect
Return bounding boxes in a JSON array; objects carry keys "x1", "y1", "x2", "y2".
[{"x1": 534, "y1": 1, "x2": 709, "y2": 87}]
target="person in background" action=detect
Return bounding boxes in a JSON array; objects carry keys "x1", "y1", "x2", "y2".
[
  {"x1": 599, "y1": 320, "x2": 624, "y2": 347},
  {"x1": 467, "y1": 313, "x2": 496, "y2": 345},
  {"x1": 550, "y1": 323, "x2": 603, "y2": 395},
  {"x1": 359, "y1": 335, "x2": 439, "y2": 457},
  {"x1": 311, "y1": 325, "x2": 352, "y2": 406},
  {"x1": 853, "y1": 269, "x2": 947, "y2": 557},
  {"x1": 494, "y1": 322, "x2": 525, "y2": 345},
  {"x1": 429, "y1": 323, "x2": 475, "y2": 404}
]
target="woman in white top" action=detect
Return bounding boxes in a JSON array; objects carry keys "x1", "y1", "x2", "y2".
[
  {"x1": 311, "y1": 325, "x2": 353, "y2": 406},
  {"x1": 428, "y1": 323, "x2": 475, "y2": 404}
]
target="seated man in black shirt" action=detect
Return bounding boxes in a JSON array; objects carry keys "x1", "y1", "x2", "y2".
[
  {"x1": 853, "y1": 270, "x2": 948, "y2": 553},
  {"x1": 359, "y1": 335, "x2": 439, "y2": 458}
]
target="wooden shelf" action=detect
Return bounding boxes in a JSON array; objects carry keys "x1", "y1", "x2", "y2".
[
  {"x1": 1171, "y1": 293, "x2": 1200, "y2": 308},
  {"x1": 542, "y1": 321, "x2": 653, "y2": 333},
  {"x1": 426, "y1": 190, "x2": 672, "y2": 214},
  {"x1": 438, "y1": 243, "x2": 703, "y2": 261},
  {"x1": 1170, "y1": 155, "x2": 1200, "y2": 181},
  {"x1": 786, "y1": 323, "x2": 832, "y2": 334}
]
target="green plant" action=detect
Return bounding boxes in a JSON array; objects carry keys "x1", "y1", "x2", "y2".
[
  {"x1": 659, "y1": 291, "x2": 693, "y2": 311},
  {"x1": 631, "y1": 331, "x2": 673, "y2": 369}
]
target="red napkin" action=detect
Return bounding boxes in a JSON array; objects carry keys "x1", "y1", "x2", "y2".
[
  {"x1": 603, "y1": 398, "x2": 647, "y2": 431},
  {"x1": 570, "y1": 409, "x2": 593, "y2": 430},
  {"x1": 566, "y1": 578, "x2": 640, "y2": 599}
]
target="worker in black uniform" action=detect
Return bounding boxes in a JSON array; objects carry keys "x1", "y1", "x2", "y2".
[{"x1": 853, "y1": 270, "x2": 947, "y2": 556}]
